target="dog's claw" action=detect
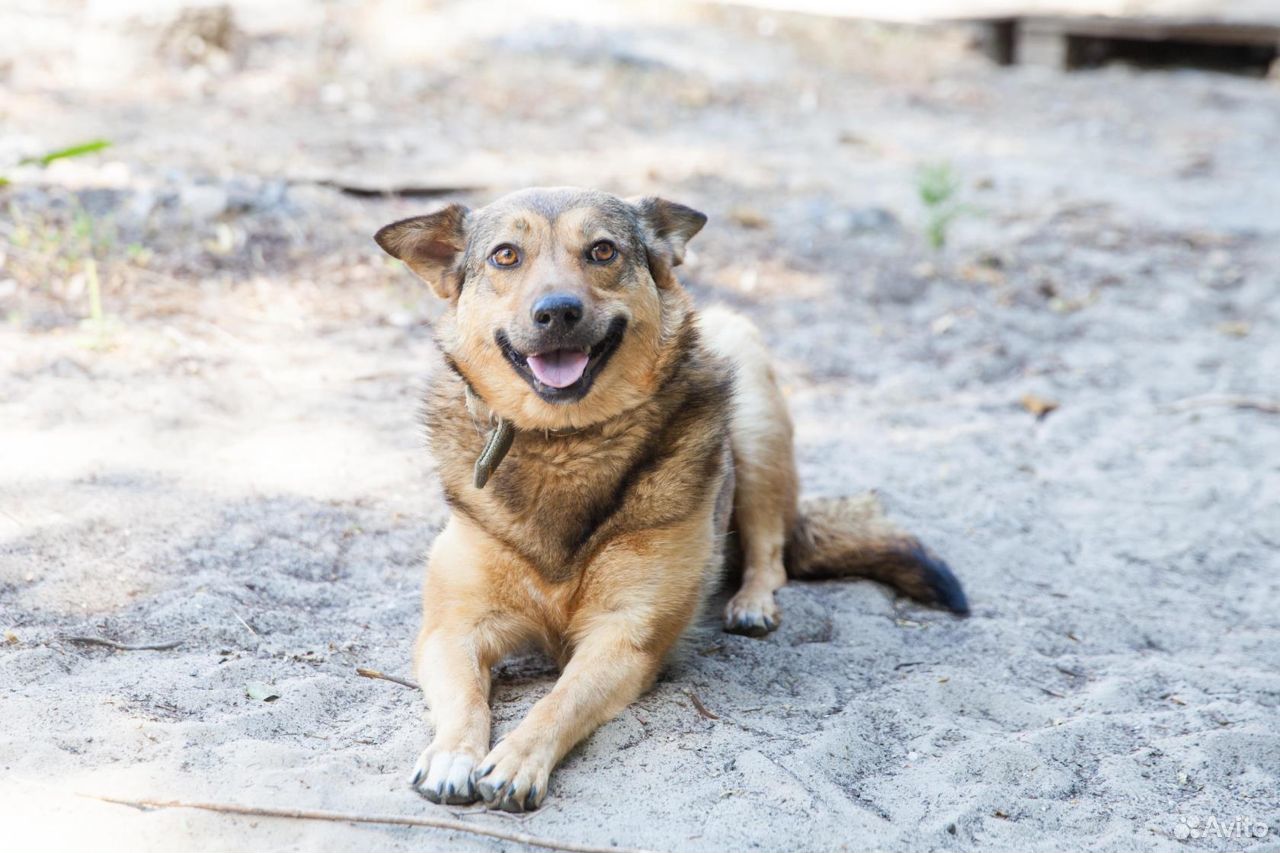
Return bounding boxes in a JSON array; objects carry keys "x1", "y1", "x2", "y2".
[
  {"x1": 473, "y1": 739, "x2": 550, "y2": 812},
  {"x1": 723, "y1": 591, "x2": 781, "y2": 637},
  {"x1": 475, "y1": 775, "x2": 507, "y2": 805},
  {"x1": 411, "y1": 748, "x2": 480, "y2": 805},
  {"x1": 725, "y1": 615, "x2": 772, "y2": 637}
]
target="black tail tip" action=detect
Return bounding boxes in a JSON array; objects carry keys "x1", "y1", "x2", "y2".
[{"x1": 910, "y1": 544, "x2": 970, "y2": 616}]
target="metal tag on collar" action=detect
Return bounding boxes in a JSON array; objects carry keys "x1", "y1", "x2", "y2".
[{"x1": 473, "y1": 417, "x2": 515, "y2": 489}]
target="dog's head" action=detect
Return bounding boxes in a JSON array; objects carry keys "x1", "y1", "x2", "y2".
[{"x1": 375, "y1": 187, "x2": 706, "y2": 430}]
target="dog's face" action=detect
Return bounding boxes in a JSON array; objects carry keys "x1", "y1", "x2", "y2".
[{"x1": 375, "y1": 188, "x2": 706, "y2": 430}]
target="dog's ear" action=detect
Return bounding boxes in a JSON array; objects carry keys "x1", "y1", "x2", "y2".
[
  {"x1": 630, "y1": 196, "x2": 707, "y2": 286},
  {"x1": 374, "y1": 204, "x2": 470, "y2": 299}
]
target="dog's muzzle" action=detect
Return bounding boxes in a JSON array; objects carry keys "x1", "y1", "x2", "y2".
[{"x1": 496, "y1": 315, "x2": 627, "y2": 403}]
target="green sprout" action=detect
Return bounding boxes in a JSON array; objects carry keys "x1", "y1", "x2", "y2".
[
  {"x1": 916, "y1": 162, "x2": 972, "y2": 250},
  {"x1": 2, "y1": 138, "x2": 112, "y2": 185},
  {"x1": 18, "y1": 139, "x2": 112, "y2": 168}
]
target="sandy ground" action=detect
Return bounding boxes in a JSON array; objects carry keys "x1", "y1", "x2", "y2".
[{"x1": 2, "y1": 2, "x2": 1279, "y2": 851}]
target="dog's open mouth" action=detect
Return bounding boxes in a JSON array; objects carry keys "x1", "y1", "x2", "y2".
[
  {"x1": 527, "y1": 349, "x2": 590, "y2": 389},
  {"x1": 497, "y1": 317, "x2": 627, "y2": 403}
]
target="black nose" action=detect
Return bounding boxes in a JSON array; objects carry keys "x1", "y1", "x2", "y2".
[{"x1": 531, "y1": 294, "x2": 584, "y2": 331}]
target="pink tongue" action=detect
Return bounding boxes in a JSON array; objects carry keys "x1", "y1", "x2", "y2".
[{"x1": 526, "y1": 349, "x2": 589, "y2": 389}]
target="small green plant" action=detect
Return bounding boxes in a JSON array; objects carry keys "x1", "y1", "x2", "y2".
[
  {"x1": 19, "y1": 139, "x2": 112, "y2": 168},
  {"x1": 916, "y1": 161, "x2": 971, "y2": 250},
  {"x1": 1, "y1": 139, "x2": 111, "y2": 186},
  {"x1": 2, "y1": 139, "x2": 120, "y2": 345}
]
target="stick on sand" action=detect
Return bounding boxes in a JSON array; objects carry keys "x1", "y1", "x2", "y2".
[
  {"x1": 63, "y1": 636, "x2": 184, "y2": 651},
  {"x1": 1164, "y1": 394, "x2": 1280, "y2": 415},
  {"x1": 355, "y1": 667, "x2": 419, "y2": 690},
  {"x1": 84, "y1": 795, "x2": 664, "y2": 853}
]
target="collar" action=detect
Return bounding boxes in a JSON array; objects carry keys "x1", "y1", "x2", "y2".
[{"x1": 461, "y1": 385, "x2": 513, "y2": 489}]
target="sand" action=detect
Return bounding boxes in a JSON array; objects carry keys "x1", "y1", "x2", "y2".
[{"x1": 1, "y1": 2, "x2": 1278, "y2": 850}]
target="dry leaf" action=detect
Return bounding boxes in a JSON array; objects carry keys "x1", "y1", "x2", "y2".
[
  {"x1": 1020, "y1": 394, "x2": 1059, "y2": 419},
  {"x1": 931, "y1": 314, "x2": 958, "y2": 335},
  {"x1": 728, "y1": 206, "x2": 769, "y2": 229},
  {"x1": 959, "y1": 263, "x2": 1004, "y2": 286},
  {"x1": 1216, "y1": 321, "x2": 1250, "y2": 338}
]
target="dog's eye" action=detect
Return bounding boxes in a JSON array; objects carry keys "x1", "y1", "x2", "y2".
[
  {"x1": 588, "y1": 241, "x2": 617, "y2": 263},
  {"x1": 489, "y1": 245, "x2": 520, "y2": 268}
]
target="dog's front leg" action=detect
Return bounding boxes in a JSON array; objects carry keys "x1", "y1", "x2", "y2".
[
  {"x1": 472, "y1": 613, "x2": 666, "y2": 811},
  {"x1": 410, "y1": 518, "x2": 523, "y2": 804},
  {"x1": 474, "y1": 527, "x2": 709, "y2": 811}
]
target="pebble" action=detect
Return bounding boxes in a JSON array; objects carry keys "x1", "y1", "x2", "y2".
[
  {"x1": 824, "y1": 206, "x2": 900, "y2": 235},
  {"x1": 180, "y1": 184, "x2": 229, "y2": 221}
]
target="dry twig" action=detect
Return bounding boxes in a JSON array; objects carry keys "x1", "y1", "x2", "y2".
[
  {"x1": 83, "y1": 795, "x2": 663, "y2": 853},
  {"x1": 1163, "y1": 395, "x2": 1280, "y2": 415},
  {"x1": 687, "y1": 691, "x2": 719, "y2": 721},
  {"x1": 63, "y1": 636, "x2": 183, "y2": 651},
  {"x1": 306, "y1": 178, "x2": 478, "y2": 198},
  {"x1": 356, "y1": 667, "x2": 419, "y2": 690},
  {"x1": 234, "y1": 612, "x2": 258, "y2": 637}
]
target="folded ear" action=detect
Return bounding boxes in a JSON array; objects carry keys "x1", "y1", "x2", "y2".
[
  {"x1": 630, "y1": 197, "x2": 707, "y2": 285},
  {"x1": 373, "y1": 204, "x2": 470, "y2": 299}
]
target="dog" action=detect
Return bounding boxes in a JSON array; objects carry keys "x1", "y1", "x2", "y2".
[{"x1": 373, "y1": 187, "x2": 968, "y2": 812}]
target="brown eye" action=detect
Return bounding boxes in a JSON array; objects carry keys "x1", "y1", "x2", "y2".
[
  {"x1": 489, "y1": 245, "x2": 520, "y2": 268},
  {"x1": 588, "y1": 240, "x2": 617, "y2": 263}
]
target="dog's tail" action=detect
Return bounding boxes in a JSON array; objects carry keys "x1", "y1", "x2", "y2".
[{"x1": 785, "y1": 493, "x2": 969, "y2": 615}]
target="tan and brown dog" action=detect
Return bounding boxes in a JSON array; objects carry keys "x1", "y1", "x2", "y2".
[{"x1": 374, "y1": 187, "x2": 967, "y2": 812}]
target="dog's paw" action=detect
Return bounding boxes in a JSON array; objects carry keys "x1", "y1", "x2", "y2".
[
  {"x1": 473, "y1": 737, "x2": 552, "y2": 812},
  {"x1": 723, "y1": 590, "x2": 780, "y2": 637},
  {"x1": 410, "y1": 747, "x2": 480, "y2": 805}
]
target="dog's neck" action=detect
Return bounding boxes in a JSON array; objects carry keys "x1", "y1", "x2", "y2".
[{"x1": 460, "y1": 377, "x2": 611, "y2": 489}]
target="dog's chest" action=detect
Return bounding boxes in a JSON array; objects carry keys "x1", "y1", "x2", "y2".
[
  {"x1": 483, "y1": 426, "x2": 660, "y2": 578},
  {"x1": 426, "y1": 355, "x2": 733, "y2": 585}
]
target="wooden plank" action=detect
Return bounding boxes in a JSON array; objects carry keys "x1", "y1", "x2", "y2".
[
  {"x1": 1020, "y1": 15, "x2": 1280, "y2": 46},
  {"x1": 721, "y1": 1, "x2": 1280, "y2": 29},
  {"x1": 967, "y1": 13, "x2": 1280, "y2": 69}
]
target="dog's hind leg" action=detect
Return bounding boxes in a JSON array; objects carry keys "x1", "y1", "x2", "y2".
[
  {"x1": 409, "y1": 518, "x2": 527, "y2": 804},
  {"x1": 698, "y1": 307, "x2": 799, "y2": 636}
]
